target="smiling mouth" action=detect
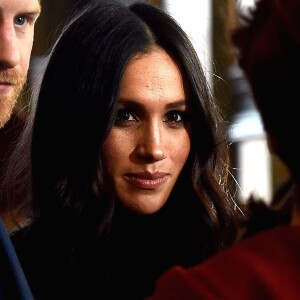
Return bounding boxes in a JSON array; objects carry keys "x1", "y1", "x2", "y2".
[{"x1": 126, "y1": 174, "x2": 168, "y2": 190}]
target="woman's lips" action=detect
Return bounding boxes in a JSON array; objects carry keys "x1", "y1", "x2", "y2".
[{"x1": 125, "y1": 173, "x2": 168, "y2": 189}]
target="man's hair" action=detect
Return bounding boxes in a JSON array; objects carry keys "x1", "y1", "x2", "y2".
[{"x1": 232, "y1": 0, "x2": 300, "y2": 178}]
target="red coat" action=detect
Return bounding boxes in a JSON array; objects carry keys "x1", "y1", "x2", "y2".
[{"x1": 147, "y1": 226, "x2": 300, "y2": 300}]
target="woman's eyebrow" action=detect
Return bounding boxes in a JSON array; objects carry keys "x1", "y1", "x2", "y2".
[
  {"x1": 118, "y1": 99, "x2": 187, "y2": 110},
  {"x1": 118, "y1": 99, "x2": 142, "y2": 110},
  {"x1": 165, "y1": 100, "x2": 188, "y2": 110}
]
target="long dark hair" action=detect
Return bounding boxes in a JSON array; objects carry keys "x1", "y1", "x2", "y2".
[{"x1": 7, "y1": 0, "x2": 240, "y2": 298}]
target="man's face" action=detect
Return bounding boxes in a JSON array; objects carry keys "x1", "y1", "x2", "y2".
[{"x1": 0, "y1": 0, "x2": 41, "y2": 128}]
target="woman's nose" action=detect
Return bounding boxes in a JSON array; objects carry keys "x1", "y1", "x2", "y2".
[{"x1": 135, "y1": 122, "x2": 166, "y2": 162}]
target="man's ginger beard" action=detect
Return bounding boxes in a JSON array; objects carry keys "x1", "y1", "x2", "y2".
[{"x1": 0, "y1": 69, "x2": 26, "y2": 128}]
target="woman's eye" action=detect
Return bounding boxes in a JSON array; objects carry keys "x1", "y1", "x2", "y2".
[
  {"x1": 165, "y1": 111, "x2": 185, "y2": 123},
  {"x1": 115, "y1": 109, "x2": 136, "y2": 126},
  {"x1": 164, "y1": 111, "x2": 191, "y2": 128},
  {"x1": 170, "y1": 111, "x2": 182, "y2": 122}
]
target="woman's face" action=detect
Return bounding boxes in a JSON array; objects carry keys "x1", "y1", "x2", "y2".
[{"x1": 102, "y1": 48, "x2": 191, "y2": 214}]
